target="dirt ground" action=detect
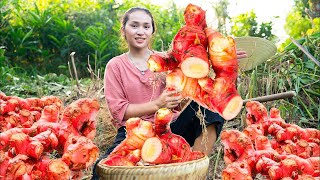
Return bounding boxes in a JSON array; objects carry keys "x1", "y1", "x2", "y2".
[{"x1": 93, "y1": 98, "x2": 117, "y2": 156}]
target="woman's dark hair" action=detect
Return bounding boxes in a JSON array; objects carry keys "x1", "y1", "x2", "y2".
[{"x1": 121, "y1": 7, "x2": 156, "y2": 34}]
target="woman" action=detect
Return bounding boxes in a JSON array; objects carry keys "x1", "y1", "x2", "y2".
[{"x1": 92, "y1": 7, "x2": 246, "y2": 179}]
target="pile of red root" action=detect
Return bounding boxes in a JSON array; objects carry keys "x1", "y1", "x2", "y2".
[
  {"x1": 102, "y1": 108, "x2": 205, "y2": 166},
  {"x1": 0, "y1": 92, "x2": 100, "y2": 180},
  {"x1": 148, "y1": 3, "x2": 243, "y2": 120},
  {"x1": 221, "y1": 101, "x2": 320, "y2": 180}
]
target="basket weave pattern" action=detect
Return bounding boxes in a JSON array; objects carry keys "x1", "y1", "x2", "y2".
[{"x1": 97, "y1": 156, "x2": 210, "y2": 180}]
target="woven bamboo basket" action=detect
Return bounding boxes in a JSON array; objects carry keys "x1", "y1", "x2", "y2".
[{"x1": 97, "y1": 156, "x2": 210, "y2": 180}]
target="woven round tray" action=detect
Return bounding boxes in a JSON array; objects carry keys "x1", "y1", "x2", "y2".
[
  {"x1": 234, "y1": 36, "x2": 277, "y2": 71},
  {"x1": 97, "y1": 156, "x2": 210, "y2": 180}
]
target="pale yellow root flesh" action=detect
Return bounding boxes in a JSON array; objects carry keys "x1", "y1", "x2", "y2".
[
  {"x1": 132, "y1": 121, "x2": 155, "y2": 140},
  {"x1": 209, "y1": 37, "x2": 231, "y2": 52},
  {"x1": 49, "y1": 159, "x2": 70, "y2": 176},
  {"x1": 181, "y1": 57, "x2": 209, "y2": 78},
  {"x1": 147, "y1": 59, "x2": 159, "y2": 72},
  {"x1": 166, "y1": 69, "x2": 187, "y2": 92},
  {"x1": 222, "y1": 96, "x2": 243, "y2": 120},
  {"x1": 141, "y1": 137, "x2": 162, "y2": 163}
]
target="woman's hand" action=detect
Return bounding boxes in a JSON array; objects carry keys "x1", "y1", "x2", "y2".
[
  {"x1": 156, "y1": 88, "x2": 183, "y2": 109},
  {"x1": 236, "y1": 50, "x2": 247, "y2": 60}
]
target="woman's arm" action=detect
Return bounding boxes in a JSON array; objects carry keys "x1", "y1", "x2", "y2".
[
  {"x1": 105, "y1": 58, "x2": 182, "y2": 122},
  {"x1": 123, "y1": 89, "x2": 182, "y2": 120},
  {"x1": 104, "y1": 60, "x2": 129, "y2": 124},
  {"x1": 124, "y1": 50, "x2": 247, "y2": 120}
]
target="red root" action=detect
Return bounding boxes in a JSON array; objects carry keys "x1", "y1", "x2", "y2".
[{"x1": 62, "y1": 135, "x2": 99, "y2": 170}]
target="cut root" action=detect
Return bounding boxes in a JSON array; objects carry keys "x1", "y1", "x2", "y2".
[
  {"x1": 166, "y1": 68, "x2": 187, "y2": 92},
  {"x1": 48, "y1": 159, "x2": 71, "y2": 179},
  {"x1": 222, "y1": 96, "x2": 243, "y2": 121},
  {"x1": 141, "y1": 137, "x2": 171, "y2": 164},
  {"x1": 181, "y1": 57, "x2": 209, "y2": 78}
]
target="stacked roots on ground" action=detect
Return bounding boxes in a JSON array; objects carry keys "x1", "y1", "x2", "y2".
[
  {"x1": 148, "y1": 3, "x2": 243, "y2": 121},
  {"x1": 221, "y1": 101, "x2": 320, "y2": 180},
  {"x1": 0, "y1": 92, "x2": 100, "y2": 180}
]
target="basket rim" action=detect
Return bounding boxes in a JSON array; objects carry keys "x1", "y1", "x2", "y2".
[{"x1": 98, "y1": 155, "x2": 209, "y2": 169}]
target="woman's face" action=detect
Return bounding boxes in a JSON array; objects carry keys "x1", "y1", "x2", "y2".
[{"x1": 123, "y1": 10, "x2": 153, "y2": 50}]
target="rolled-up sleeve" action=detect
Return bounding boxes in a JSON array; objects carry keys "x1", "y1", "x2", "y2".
[{"x1": 104, "y1": 60, "x2": 129, "y2": 127}]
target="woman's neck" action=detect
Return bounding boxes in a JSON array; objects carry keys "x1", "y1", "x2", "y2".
[
  {"x1": 128, "y1": 48, "x2": 151, "y2": 59},
  {"x1": 127, "y1": 47, "x2": 151, "y2": 74}
]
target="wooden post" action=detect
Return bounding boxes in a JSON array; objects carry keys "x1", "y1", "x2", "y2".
[{"x1": 243, "y1": 91, "x2": 296, "y2": 104}]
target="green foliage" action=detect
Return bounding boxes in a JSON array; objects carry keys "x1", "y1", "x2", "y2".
[
  {"x1": 230, "y1": 10, "x2": 257, "y2": 37},
  {"x1": 77, "y1": 23, "x2": 114, "y2": 69},
  {"x1": 0, "y1": 0, "x2": 11, "y2": 46},
  {"x1": 308, "y1": 0, "x2": 320, "y2": 18},
  {"x1": 238, "y1": 32, "x2": 320, "y2": 127},
  {"x1": 151, "y1": 1, "x2": 183, "y2": 51},
  {"x1": 230, "y1": 10, "x2": 275, "y2": 40},
  {"x1": 3, "y1": 1, "x2": 65, "y2": 71},
  {"x1": 280, "y1": 0, "x2": 319, "y2": 51},
  {"x1": 284, "y1": 11, "x2": 312, "y2": 39},
  {"x1": 212, "y1": 0, "x2": 230, "y2": 36},
  {"x1": 309, "y1": 18, "x2": 320, "y2": 34},
  {"x1": 0, "y1": 47, "x2": 7, "y2": 67},
  {"x1": 293, "y1": 0, "x2": 310, "y2": 16},
  {"x1": 0, "y1": 0, "x2": 184, "y2": 101},
  {"x1": 0, "y1": 62, "x2": 75, "y2": 98},
  {"x1": 0, "y1": 0, "x2": 183, "y2": 77}
]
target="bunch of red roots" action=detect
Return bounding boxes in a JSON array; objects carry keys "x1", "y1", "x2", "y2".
[
  {"x1": 0, "y1": 92, "x2": 100, "y2": 180},
  {"x1": 221, "y1": 101, "x2": 320, "y2": 180},
  {"x1": 148, "y1": 3, "x2": 243, "y2": 121},
  {"x1": 102, "y1": 108, "x2": 205, "y2": 166}
]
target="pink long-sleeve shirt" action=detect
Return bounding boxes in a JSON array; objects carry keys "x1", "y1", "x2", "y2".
[{"x1": 104, "y1": 53, "x2": 166, "y2": 128}]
